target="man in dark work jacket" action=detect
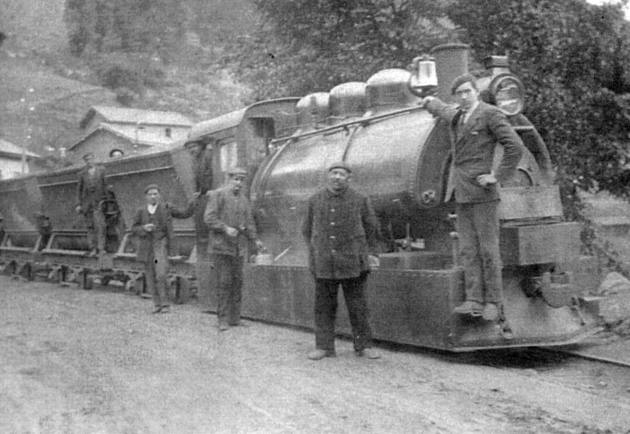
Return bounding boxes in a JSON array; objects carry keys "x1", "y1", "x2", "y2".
[
  {"x1": 184, "y1": 140, "x2": 213, "y2": 260},
  {"x1": 75, "y1": 152, "x2": 107, "y2": 257},
  {"x1": 132, "y1": 184, "x2": 174, "y2": 314},
  {"x1": 422, "y1": 74, "x2": 524, "y2": 334},
  {"x1": 302, "y1": 162, "x2": 381, "y2": 360},
  {"x1": 204, "y1": 167, "x2": 264, "y2": 331}
]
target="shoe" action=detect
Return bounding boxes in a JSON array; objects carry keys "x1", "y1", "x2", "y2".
[
  {"x1": 307, "y1": 349, "x2": 336, "y2": 360},
  {"x1": 500, "y1": 321, "x2": 514, "y2": 340},
  {"x1": 453, "y1": 300, "x2": 484, "y2": 316},
  {"x1": 229, "y1": 321, "x2": 249, "y2": 327},
  {"x1": 482, "y1": 303, "x2": 499, "y2": 321},
  {"x1": 152, "y1": 306, "x2": 163, "y2": 314},
  {"x1": 161, "y1": 305, "x2": 170, "y2": 314},
  {"x1": 219, "y1": 323, "x2": 230, "y2": 332},
  {"x1": 356, "y1": 348, "x2": 381, "y2": 359}
]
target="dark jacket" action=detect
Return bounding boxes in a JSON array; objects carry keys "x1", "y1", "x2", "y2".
[
  {"x1": 302, "y1": 187, "x2": 379, "y2": 280},
  {"x1": 170, "y1": 194, "x2": 210, "y2": 243},
  {"x1": 193, "y1": 150, "x2": 213, "y2": 195},
  {"x1": 76, "y1": 165, "x2": 108, "y2": 212},
  {"x1": 131, "y1": 203, "x2": 174, "y2": 263},
  {"x1": 203, "y1": 187, "x2": 258, "y2": 257},
  {"x1": 425, "y1": 99, "x2": 524, "y2": 204}
]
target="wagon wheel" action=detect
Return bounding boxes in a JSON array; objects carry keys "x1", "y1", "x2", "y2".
[
  {"x1": 82, "y1": 269, "x2": 94, "y2": 290},
  {"x1": 101, "y1": 275, "x2": 111, "y2": 287},
  {"x1": 124, "y1": 279, "x2": 135, "y2": 292},
  {"x1": 174, "y1": 276, "x2": 191, "y2": 305}
]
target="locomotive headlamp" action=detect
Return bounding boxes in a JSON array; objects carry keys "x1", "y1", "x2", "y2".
[
  {"x1": 488, "y1": 74, "x2": 525, "y2": 116},
  {"x1": 408, "y1": 55, "x2": 438, "y2": 98}
]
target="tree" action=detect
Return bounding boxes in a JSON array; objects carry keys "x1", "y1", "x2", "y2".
[
  {"x1": 64, "y1": 0, "x2": 186, "y2": 59},
  {"x1": 227, "y1": 0, "x2": 630, "y2": 219},
  {"x1": 224, "y1": 0, "x2": 460, "y2": 100},
  {"x1": 447, "y1": 0, "x2": 630, "y2": 201}
]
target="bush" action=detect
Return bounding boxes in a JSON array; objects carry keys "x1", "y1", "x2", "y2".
[{"x1": 90, "y1": 53, "x2": 165, "y2": 95}]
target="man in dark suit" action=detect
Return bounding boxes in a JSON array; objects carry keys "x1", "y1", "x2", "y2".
[
  {"x1": 302, "y1": 162, "x2": 381, "y2": 360},
  {"x1": 422, "y1": 74, "x2": 524, "y2": 329},
  {"x1": 204, "y1": 167, "x2": 264, "y2": 331},
  {"x1": 132, "y1": 184, "x2": 174, "y2": 314},
  {"x1": 75, "y1": 152, "x2": 107, "y2": 257}
]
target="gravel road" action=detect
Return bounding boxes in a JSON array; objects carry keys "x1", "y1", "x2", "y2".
[{"x1": 1, "y1": 276, "x2": 629, "y2": 434}]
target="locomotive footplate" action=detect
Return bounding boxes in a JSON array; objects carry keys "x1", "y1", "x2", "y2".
[{"x1": 223, "y1": 262, "x2": 602, "y2": 352}]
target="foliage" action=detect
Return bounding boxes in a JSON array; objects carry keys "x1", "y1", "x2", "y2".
[
  {"x1": 224, "y1": 0, "x2": 460, "y2": 101},
  {"x1": 64, "y1": 0, "x2": 185, "y2": 93},
  {"x1": 64, "y1": 0, "x2": 186, "y2": 58},
  {"x1": 227, "y1": 0, "x2": 630, "y2": 220}
]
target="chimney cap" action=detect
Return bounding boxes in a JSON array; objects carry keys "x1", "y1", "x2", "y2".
[{"x1": 484, "y1": 55, "x2": 510, "y2": 69}]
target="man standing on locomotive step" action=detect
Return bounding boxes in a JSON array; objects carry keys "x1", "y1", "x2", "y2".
[
  {"x1": 302, "y1": 162, "x2": 381, "y2": 360},
  {"x1": 422, "y1": 74, "x2": 524, "y2": 334},
  {"x1": 204, "y1": 167, "x2": 264, "y2": 331},
  {"x1": 132, "y1": 184, "x2": 174, "y2": 314},
  {"x1": 75, "y1": 152, "x2": 107, "y2": 257}
]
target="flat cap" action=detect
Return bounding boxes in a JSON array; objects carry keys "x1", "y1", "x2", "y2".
[
  {"x1": 227, "y1": 167, "x2": 248, "y2": 176},
  {"x1": 144, "y1": 183, "x2": 161, "y2": 194},
  {"x1": 450, "y1": 73, "x2": 478, "y2": 95},
  {"x1": 328, "y1": 161, "x2": 352, "y2": 173}
]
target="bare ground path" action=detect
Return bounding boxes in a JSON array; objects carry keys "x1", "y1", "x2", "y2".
[{"x1": 1, "y1": 276, "x2": 629, "y2": 434}]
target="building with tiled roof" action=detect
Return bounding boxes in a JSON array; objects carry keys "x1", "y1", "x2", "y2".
[{"x1": 68, "y1": 106, "x2": 192, "y2": 163}]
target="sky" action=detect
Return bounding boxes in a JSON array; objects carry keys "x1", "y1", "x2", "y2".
[{"x1": 585, "y1": 0, "x2": 630, "y2": 19}]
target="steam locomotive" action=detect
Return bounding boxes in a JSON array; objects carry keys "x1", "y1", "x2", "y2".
[{"x1": 0, "y1": 44, "x2": 602, "y2": 351}]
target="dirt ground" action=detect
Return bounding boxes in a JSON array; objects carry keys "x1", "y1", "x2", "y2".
[{"x1": 1, "y1": 276, "x2": 629, "y2": 434}]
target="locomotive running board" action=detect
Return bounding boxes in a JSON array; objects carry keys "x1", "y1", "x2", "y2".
[{"x1": 195, "y1": 263, "x2": 602, "y2": 352}]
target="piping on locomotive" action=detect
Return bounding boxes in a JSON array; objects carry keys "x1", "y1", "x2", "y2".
[{"x1": 0, "y1": 44, "x2": 602, "y2": 351}]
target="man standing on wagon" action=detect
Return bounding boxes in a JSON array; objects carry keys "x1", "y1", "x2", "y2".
[
  {"x1": 204, "y1": 167, "x2": 264, "y2": 331},
  {"x1": 75, "y1": 152, "x2": 107, "y2": 257},
  {"x1": 302, "y1": 162, "x2": 381, "y2": 360},
  {"x1": 422, "y1": 74, "x2": 524, "y2": 334}
]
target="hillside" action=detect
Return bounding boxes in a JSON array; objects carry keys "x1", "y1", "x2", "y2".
[{"x1": 0, "y1": 0, "x2": 257, "y2": 165}]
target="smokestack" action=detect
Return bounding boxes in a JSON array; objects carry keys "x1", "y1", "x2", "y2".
[{"x1": 431, "y1": 44, "x2": 470, "y2": 104}]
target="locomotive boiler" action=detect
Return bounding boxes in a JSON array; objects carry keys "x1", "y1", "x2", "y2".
[{"x1": 189, "y1": 44, "x2": 602, "y2": 350}]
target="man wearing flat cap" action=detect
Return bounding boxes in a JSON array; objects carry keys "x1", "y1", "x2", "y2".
[
  {"x1": 302, "y1": 161, "x2": 381, "y2": 360},
  {"x1": 76, "y1": 152, "x2": 108, "y2": 257},
  {"x1": 132, "y1": 184, "x2": 175, "y2": 314},
  {"x1": 204, "y1": 167, "x2": 264, "y2": 331},
  {"x1": 422, "y1": 73, "x2": 524, "y2": 336}
]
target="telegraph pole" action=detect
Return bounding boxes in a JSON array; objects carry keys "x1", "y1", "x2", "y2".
[{"x1": 20, "y1": 88, "x2": 35, "y2": 176}]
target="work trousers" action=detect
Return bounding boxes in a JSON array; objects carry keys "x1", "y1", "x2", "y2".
[
  {"x1": 85, "y1": 208, "x2": 106, "y2": 252},
  {"x1": 145, "y1": 238, "x2": 170, "y2": 308},
  {"x1": 455, "y1": 200, "x2": 503, "y2": 304},
  {"x1": 314, "y1": 272, "x2": 373, "y2": 352},
  {"x1": 214, "y1": 254, "x2": 244, "y2": 326}
]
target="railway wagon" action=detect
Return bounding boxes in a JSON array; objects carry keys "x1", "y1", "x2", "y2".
[
  {"x1": 190, "y1": 44, "x2": 602, "y2": 351},
  {"x1": 0, "y1": 146, "x2": 198, "y2": 291}
]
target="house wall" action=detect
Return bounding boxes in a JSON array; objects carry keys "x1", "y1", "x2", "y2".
[
  {"x1": 69, "y1": 131, "x2": 150, "y2": 164},
  {"x1": 111, "y1": 124, "x2": 189, "y2": 144},
  {"x1": 0, "y1": 157, "x2": 30, "y2": 179}
]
